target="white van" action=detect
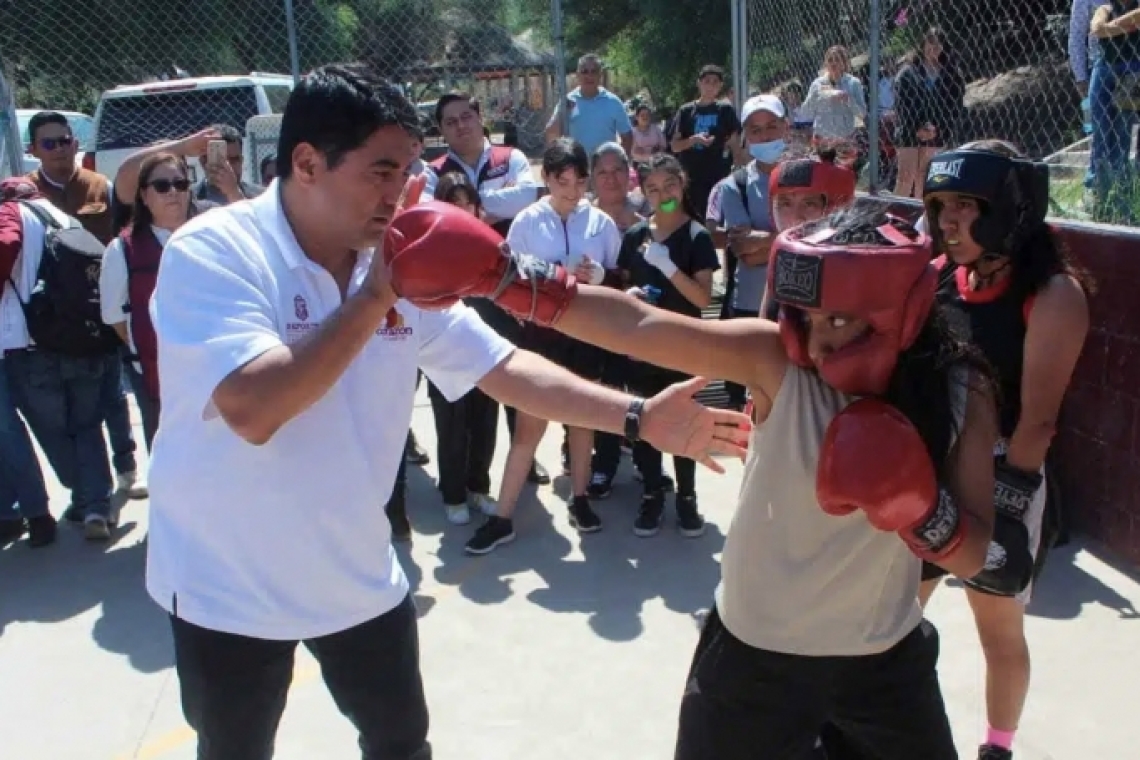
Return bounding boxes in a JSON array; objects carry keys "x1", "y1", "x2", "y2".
[{"x1": 88, "y1": 73, "x2": 294, "y2": 184}]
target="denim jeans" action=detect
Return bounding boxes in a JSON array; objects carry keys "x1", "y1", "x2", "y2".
[
  {"x1": 123, "y1": 361, "x2": 160, "y2": 452},
  {"x1": 101, "y1": 350, "x2": 138, "y2": 474},
  {"x1": 1090, "y1": 58, "x2": 1140, "y2": 224},
  {"x1": 0, "y1": 354, "x2": 50, "y2": 520},
  {"x1": 4, "y1": 349, "x2": 113, "y2": 518}
]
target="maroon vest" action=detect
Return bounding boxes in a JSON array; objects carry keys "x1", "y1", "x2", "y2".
[
  {"x1": 430, "y1": 146, "x2": 515, "y2": 236},
  {"x1": 120, "y1": 225, "x2": 163, "y2": 400}
]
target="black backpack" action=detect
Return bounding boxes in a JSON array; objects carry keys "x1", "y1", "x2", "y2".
[{"x1": 7, "y1": 200, "x2": 117, "y2": 357}]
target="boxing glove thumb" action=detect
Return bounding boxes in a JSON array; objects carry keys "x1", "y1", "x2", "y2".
[{"x1": 817, "y1": 398, "x2": 937, "y2": 519}]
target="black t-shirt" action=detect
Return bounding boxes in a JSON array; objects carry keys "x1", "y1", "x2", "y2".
[
  {"x1": 618, "y1": 219, "x2": 721, "y2": 320},
  {"x1": 668, "y1": 100, "x2": 741, "y2": 182}
]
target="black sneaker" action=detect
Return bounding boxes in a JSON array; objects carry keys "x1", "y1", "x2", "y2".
[
  {"x1": 676, "y1": 493, "x2": 706, "y2": 538},
  {"x1": 385, "y1": 493, "x2": 412, "y2": 543},
  {"x1": 586, "y1": 472, "x2": 614, "y2": 500},
  {"x1": 27, "y1": 515, "x2": 57, "y2": 548},
  {"x1": 568, "y1": 495, "x2": 602, "y2": 533},
  {"x1": 978, "y1": 745, "x2": 1012, "y2": 760},
  {"x1": 465, "y1": 516, "x2": 516, "y2": 555},
  {"x1": 527, "y1": 461, "x2": 551, "y2": 485},
  {"x1": 405, "y1": 432, "x2": 430, "y2": 466},
  {"x1": 0, "y1": 519, "x2": 26, "y2": 546},
  {"x1": 633, "y1": 492, "x2": 665, "y2": 537}
]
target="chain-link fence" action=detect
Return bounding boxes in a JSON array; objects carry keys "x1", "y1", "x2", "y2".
[
  {"x1": 732, "y1": 0, "x2": 1121, "y2": 224},
  {"x1": 0, "y1": 0, "x2": 567, "y2": 184}
]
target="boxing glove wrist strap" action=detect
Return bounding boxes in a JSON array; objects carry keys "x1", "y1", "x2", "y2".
[
  {"x1": 993, "y1": 459, "x2": 1042, "y2": 520},
  {"x1": 907, "y1": 488, "x2": 962, "y2": 558}
]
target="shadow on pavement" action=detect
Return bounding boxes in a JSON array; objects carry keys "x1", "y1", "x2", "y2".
[
  {"x1": 424, "y1": 454, "x2": 725, "y2": 643},
  {"x1": 0, "y1": 503, "x2": 173, "y2": 674},
  {"x1": 1026, "y1": 540, "x2": 1140, "y2": 621}
]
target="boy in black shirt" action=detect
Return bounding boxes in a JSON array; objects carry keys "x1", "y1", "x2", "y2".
[{"x1": 668, "y1": 65, "x2": 743, "y2": 220}]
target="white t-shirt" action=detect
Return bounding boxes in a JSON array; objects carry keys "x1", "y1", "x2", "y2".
[
  {"x1": 506, "y1": 198, "x2": 622, "y2": 272},
  {"x1": 99, "y1": 226, "x2": 173, "y2": 355},
  {"x1": 145, "y1": 183, "x2": 515, "y2": 640}
]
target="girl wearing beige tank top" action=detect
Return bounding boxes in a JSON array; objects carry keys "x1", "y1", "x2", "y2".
[{"x1": 546, "y1": 200, "x2": 1002, "y2": 759}]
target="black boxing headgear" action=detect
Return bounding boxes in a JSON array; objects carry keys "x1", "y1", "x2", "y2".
[{"x1": 922, "y1": 148, "x2": 1049, "y2": 259}]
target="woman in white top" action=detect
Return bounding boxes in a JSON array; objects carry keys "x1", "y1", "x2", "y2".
[
  {"x1": 800, "y1": 46, "x2": 868, "y2": 149},
  {"x1": 465, "y1": 137, "x2": 622, "y2": 555},
  {"x1": 99, "y1": 152, "x2": 201, "y2": 449}
]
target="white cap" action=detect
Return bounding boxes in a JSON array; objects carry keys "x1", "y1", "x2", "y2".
[{"x1": 740, "y1": 94, "x2": 787, "y2": 124}]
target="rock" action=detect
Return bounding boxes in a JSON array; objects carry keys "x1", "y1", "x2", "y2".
[{"x1": 960, "y1": 63, "x2": 1081, "y2": 158}]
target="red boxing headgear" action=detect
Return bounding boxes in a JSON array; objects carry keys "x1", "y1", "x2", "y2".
[
  {"x1": 769, "y1": 158, "x2": 856, "y2": 228},
  {"x1": 767, "y1": 219, "x2": 937, "y2": 397}
]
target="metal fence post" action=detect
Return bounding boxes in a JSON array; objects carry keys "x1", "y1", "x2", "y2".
[
  {"x1": 0, "y1": 67, "x2": 21, "y2": 178},
  {"x1": 866, "y1": 0, "x2": 881, "y2": 194},
  {"x1": 735, "y1": 0, "x2": 748, "y2": 111},
  {"x1": 283, "y1": 0, "x2": 301, "y2": 85},
  {"x1": 551, "y1": 0, "x2": 569, "y2": 134}
]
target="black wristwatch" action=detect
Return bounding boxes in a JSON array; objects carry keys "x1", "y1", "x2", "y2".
[{"x1": 624, "y1": 397, "x2": 647, "y2": 443}]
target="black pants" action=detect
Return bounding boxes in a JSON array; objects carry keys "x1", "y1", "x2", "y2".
[
  {"x1": 722, "y1": 308, "x2": 759, "y2": 408},
  {"x1": 427, "y1": 382, "x2": 497, "y2": 505},
  {"x1": 675, "y1": 608, "x2": 956, "y2": 760},
  {"x1": 592, "y1": 353, "x2": 628, "y2": 478},
  {"x1": 170, "y1": 594, "x2": 431, "y2": 760},
  {"x1": 628, "y1": 366, "x2": 696, "y2": 495},
  {"x1": 719, "y1": 247, "x2": 739, "y2": 322}
]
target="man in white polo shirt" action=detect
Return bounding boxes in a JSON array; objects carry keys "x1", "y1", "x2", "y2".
[{"x1": 147, "y1": 63, "x2": 744, "y2": 760}]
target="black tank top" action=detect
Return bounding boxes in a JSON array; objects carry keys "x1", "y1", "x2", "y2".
[{"x1": 936, "y1": 260, "x2": 1027, "y2": 438}]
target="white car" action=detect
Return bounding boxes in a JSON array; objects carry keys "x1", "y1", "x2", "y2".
[
  {"x1": 89, "y1": 73, "x2": 294, "y2": 185},
  {"x1": 18, "y1": 109, "x2": 94, "y2": 175}
]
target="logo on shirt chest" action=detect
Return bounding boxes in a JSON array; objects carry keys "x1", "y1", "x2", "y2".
[
  {"x1": 284, "y1": 293, "x2": 318, "y2": 343},
  {"x1": 376, "y1": 308, "x2": 414, "y2": 341}
]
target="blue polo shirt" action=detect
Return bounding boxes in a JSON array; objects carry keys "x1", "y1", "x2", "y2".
[
  {"x1": 560, "y1": 87, "x2": 632, "y2": 156},
  {"x1": 716, "y1": 162, "x2": 773, "y2": 312}
]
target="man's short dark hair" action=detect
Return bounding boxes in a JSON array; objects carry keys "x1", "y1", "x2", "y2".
[
  {"x1": 209, "y1": 124, "x2": 244, "y2": 145},
  {"x1": 542, "y1": 137, "x2": 589, "y2": 179},
  {"x1": 434, "y1": 92, "x2": 481, "y2": 127},
  {"x1": 698, "y1": 65, "x2": 726, "y2": 81},
  {"x1": 277, "y1": 63, "x2": 423, "y2": 181},
  {"x1": 28, "y1": 111, "x2": 70, "y2": 143}
]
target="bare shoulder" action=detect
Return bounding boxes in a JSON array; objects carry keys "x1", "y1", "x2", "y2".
[{"x1": 1036, "y1": 273, "x2": 1088, "y2": 315}]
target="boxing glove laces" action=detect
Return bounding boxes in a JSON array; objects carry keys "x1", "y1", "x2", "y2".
[
  {"x1": 816, "y1": 398, "x2": 965, "y2": 561},
  {"x1": 963, "y1": 458, "x2": 1039, "y2": 596}
]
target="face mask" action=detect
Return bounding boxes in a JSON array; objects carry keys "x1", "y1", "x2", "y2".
[
  {"x1": 658, "y1": 199, "x2": 679, "y2": 213},
  {"x1": 748, "y1": 139, "x2": 786, "y2": 164}
]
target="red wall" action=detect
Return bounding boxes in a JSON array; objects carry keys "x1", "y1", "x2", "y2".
[
  {"x1": 882, "y1": 199, "x2": 1139, "y2": 565},
  {"x1": 1051, "y1": 223, "x2": 1140, "y2": 566}
]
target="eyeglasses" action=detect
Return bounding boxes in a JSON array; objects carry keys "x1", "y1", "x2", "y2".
[
  {"x1": 147, "y1": 178, "x2": 190, "y2": 194},
  {"x1": 38, "y1": 136, "x2": 73, "y2": 151},
  {"x1": 578, "y1": 68, "x2": 601, "y2": 75}
]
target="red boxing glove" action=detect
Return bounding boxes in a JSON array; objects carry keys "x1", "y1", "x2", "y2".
[
  {"x1": 816, "y1": 398, "x2": 964, "y2": 561},
  {"x1": 384, "y1": 202, "x2": 578, "y2": 325}
]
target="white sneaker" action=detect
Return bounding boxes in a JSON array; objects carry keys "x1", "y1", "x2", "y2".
[
  {"x1": 117, "y1": 471, "x2": 149, "y2": 499},
  {"x1": 83, "y1": 514, "x2": 111, "y2": 541},
  {"x1": 445, "y1": 504, "x2": 471, "y2": 525},
  {"x1": 468, "y1": 493, "x2": 499, "y2": 517}
]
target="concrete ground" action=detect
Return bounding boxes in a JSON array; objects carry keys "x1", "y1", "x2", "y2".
[{"x1": 1, "y1": 386, "x2": 1138, "y2": 760}]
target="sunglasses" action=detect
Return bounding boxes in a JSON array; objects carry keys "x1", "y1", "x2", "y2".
[
  {"x1": 578, "y1": 68, "x2": 601, "y2": 75},
  {"x1": 147, "y1": 178, "x2": 190, "y2": 194},
  {"x1": 38, "y1": 136, "x2": 74, "y2": 151}
]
